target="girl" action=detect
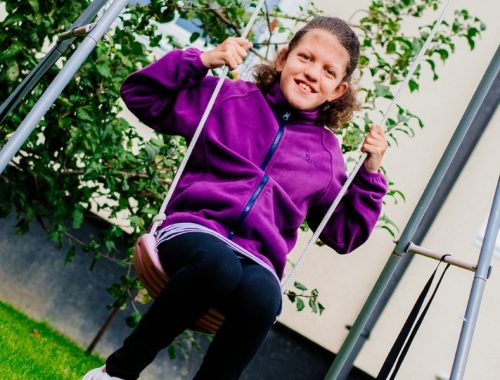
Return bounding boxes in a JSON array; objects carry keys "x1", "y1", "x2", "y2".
[{"x1": 84, "y1": 16, "x2": 388, "y2": 380}]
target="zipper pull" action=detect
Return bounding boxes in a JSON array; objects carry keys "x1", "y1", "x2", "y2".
[{"x1": 282, "y1": 112, "x2": 290, "y2": 121}]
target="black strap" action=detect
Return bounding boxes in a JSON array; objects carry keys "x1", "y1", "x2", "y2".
[{"x1": 377, "y1": 255, "x2": 451, "y2": 380}]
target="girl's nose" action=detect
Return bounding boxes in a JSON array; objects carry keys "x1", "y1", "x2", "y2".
[{"x1": 304, "y1": 63, "x2": 321, "y2": 81}]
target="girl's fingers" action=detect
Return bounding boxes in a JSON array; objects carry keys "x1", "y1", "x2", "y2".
[
  {"x1": 363, "y1": 145, "x2": 386, "y2": 156},
  {"x1": 229, "y1": 41, "x2": 250, "y2": 65},
  {"x1": 227, "y1": 55, "x2": 239, "y2": 70},
  {"x1": 363, "y1": 125, "x2": 386, "y2": 172},
  {"x1": 233, "y1": 37, "x2": 253, "y2": 49},
  {"x1": 369, "y1": 124, "x2": 385, "y2": 137},
  {"x1": 364, "y1": 135, "x2": 386, "y2": 148},
  {"x1": 224, "y1": 40, "x2": 250, "y2": 69},
  {"x1": 225, "y1": 38, "x2": 251, "y2": 54},
  {"x1": 202, "y1": 36, "x2": 252, "y2": 70},
  {"x1": 372, "y1": 128, "x2": 384, "y2": 138},
  {"x1": 234, "y1": 43, "x2": 248, "y2": 59}
]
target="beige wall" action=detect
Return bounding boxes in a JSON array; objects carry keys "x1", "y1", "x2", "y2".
[{"x1": 278, "y1": 1, "x2": 499, "y2": 379}]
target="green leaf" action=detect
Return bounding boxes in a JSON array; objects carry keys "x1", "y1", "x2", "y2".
[
  {"x1": 28, "y1": 0, "x2": 39, "y2": 12},
  {"x1": 286, "y1": 291, "x2": 296, "y2": 302},
  {"x1": 167, "y1": 345, "x2": 177, "y2": 360},
  {"x1": 318, "y1": 303, "x2": 325, "y2": 315},
  {"x1": 386, "y1": 40, "x2": 396, "y2": 53},
  {"x1": 72, "y1": 208, "x2": 84, "y2": 229},
  {"x1": 96, "y1": 62, "x2": 112, "y2": 78},
  {"x1": 309, "y1": 297, "x2": 318, "y2": 313},
  {"x1": 125, "y1": 310, "x2": 143, "y2": 328},
  {"x1": 296, "y1": 298, "x2": 305, "y2": 312},
  {"x1": 190, "y1": 32, "x2": 201, "y2": 43},
  {"x1": 64, "y1": 246, "x2": 77, "y2": 265},
  {"x1": 77, "y1": 108, "x2": 93, "y2": 122},
  {"x1": 380, "y1": 225, "x2": 396, "y2": 238},
  {"x1": 359, "y1": 53, "x2": 369, "y2": 65},
  {"x1": 426, "y1": 59, "x2": 438, "y2": 80},
  {"x1": 466, "y1": 36, "x2": 475, "y2": 50},
  {"x1": 374, "y1": 82, "x2": 392, "y2": 99},
  {"x1": 7, "y1": 62, "x2": 19, "y2": 81},
  {"x1": 437, "y1": 48, "x2": 449, "y2": 61},
  {"x1": 408, "y1": 79, "x2": 419, "y2": 92},
  {"x1": 294, "y1": 281, "x2": 308, "y2": 291},
  {"x1": 386, "y1": 118, "x2": 396, "y2": 128}
]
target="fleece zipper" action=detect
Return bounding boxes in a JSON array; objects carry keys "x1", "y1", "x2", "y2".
[{"x1": 228, "y1": 111, "x2": 290, "y2": 239}]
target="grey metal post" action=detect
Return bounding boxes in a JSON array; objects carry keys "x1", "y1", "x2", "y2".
[
  {"x1": 0, "y1": 0, "x2": 108, "y2": 123},
  {"x1": 450, "y1": 177, "x2": 500, "y2": 379},
  {"x1": 325, "y1": 47, "x2": 500, "y2": 380},
  {"x1": 0, "y1": 0, "x2": 128, "y2": 174}
]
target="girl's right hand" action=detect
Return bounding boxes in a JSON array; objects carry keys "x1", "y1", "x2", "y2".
[{"x1": 200, "y1": 37, "x2": 253, "y2": 71}]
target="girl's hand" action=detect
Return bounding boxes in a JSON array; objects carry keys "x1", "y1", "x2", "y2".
[
  {"x1": 200, "y1": 37, "x2": 253, "y2": 71},
  {"x1": 361, "y1": 124, "x2": 388, "y2": 173}
]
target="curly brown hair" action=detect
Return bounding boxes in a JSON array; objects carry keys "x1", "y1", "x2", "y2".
[{"x1": 253, "y1": 16, "x2": 360, "y2": 133}]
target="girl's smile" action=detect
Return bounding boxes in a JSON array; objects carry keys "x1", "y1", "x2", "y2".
[
  {"x1": 295, "y1": 79, "x2": 316, "y2": 94},
  {"x1": 276, "y1": 29, "x2": 350, "y2": 111}
]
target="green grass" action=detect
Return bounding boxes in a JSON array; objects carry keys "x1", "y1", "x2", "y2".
[{"x1": 0, "y1": 300, "x2": 104, "y2": 379}]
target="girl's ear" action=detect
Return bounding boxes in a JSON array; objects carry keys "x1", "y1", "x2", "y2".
[
  {"x1": 275, "y1": 48, "x2": 289, "y2": 72},
  {"x1": 329, "y1": 82, "x2": 349, "y2": 102}
]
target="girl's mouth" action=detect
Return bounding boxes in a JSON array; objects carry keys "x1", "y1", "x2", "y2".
[{"x1": 295, "y1": 79, "x2": 315, "y2": 95}]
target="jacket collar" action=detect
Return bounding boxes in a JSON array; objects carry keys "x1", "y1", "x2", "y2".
[{"x1": 264, "y1": 81, "x2": 320, "y2": 126}]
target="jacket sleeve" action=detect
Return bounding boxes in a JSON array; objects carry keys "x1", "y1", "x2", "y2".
[
  {"x1": 306, "y1": 164, "x2": 388, "y2": 254},
  {"x1": 120, "y1": 48, "x2": 210, "y2": 139}
]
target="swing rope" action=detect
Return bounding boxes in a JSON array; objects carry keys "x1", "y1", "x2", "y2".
[{"x1": 281, "y1": 0, "x2": 454, "y2": 291}]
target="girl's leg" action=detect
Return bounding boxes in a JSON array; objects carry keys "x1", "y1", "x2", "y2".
[
  {"x1": 106, "y1": 232, "x2": 243, "y2": 380},
  {"x1": 193, "y1": 259, "x2": 282, "y2": 380}
]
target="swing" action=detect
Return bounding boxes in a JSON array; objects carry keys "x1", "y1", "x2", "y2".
[{"x1": 133, "y1": 0, "x2": 451, "y2": 336}]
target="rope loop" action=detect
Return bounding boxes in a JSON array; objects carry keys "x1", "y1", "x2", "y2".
[{"x1": 439, "y1": 253, "x2": 452, "y2": 263}]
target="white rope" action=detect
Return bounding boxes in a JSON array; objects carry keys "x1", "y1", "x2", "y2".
[
  {"x1": 280, "y1": 0, "x2": 454, "y2": 291},
  {"x1": 149, "y1": 0, "x2": 267, "y2": 235}
]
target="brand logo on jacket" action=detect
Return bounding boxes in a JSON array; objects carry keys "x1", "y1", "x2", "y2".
[{"x1": 295, "y1": 152, "x2": 317, "y2": 167}]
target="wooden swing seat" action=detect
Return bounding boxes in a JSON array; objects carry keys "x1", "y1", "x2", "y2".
[{"x1": 134, "y1": 233, "x2": 225, "y2": 334}]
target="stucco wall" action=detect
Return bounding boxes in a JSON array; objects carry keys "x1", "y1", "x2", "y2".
[{"x1": 278, "y1": 1, "x2": 499, "y2": 379}]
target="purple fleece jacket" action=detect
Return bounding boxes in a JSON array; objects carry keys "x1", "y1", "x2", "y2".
[{"x1": 121, "y1": 48, "x2": 388, "y2": 279}]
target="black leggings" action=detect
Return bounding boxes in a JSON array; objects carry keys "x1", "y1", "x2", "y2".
[{"x1": 106, "y1": 232, "x2": 282, "y2": 380}]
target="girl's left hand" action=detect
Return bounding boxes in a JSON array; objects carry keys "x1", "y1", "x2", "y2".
[{"x1": 360, "y1": 124, "x2": 388, "y2": 173}]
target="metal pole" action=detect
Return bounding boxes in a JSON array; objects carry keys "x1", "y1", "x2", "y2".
[
  {"x1": 450, "y1": 177, "x2": 500, "y2": 379},
  {"x1": 0, "y1": 0, "x2": 128, "y2": 175},
  {"x1": 325, "y1": 47, "x2": 500, "y2": 380},
  {"x1": 0, "y1": 0, "x2": 108, "y2": 123}
]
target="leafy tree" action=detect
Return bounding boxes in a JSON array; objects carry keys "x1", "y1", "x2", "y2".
[{"x1": 0, "y1": 0, "x2": 485, "y2": 354}]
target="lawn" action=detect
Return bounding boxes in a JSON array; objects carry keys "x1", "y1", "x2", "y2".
[{"x1": 0, "y1": 300, "x2": 104, "y2": 379}]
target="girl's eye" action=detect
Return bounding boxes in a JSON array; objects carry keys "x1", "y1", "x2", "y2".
[
  {"x1": 299, "y1": 54, "x2": 310, "y2": 61},
  {"x1": 326, "y1": 68, "x2": 335, "y2": 77}
]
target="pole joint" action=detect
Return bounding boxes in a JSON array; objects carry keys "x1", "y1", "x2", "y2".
[{"x1": 57, "y1": 23, "x2": 96, "y2": 41}]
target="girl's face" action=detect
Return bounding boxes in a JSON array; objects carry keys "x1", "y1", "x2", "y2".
[{"x1": 276, "y1": 29, "x2": 350, "y2": 111}]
